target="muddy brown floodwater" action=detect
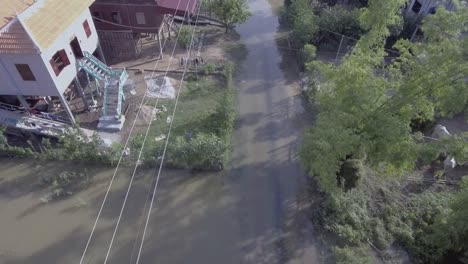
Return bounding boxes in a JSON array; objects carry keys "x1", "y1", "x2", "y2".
[{"x1": 0, "y1": 0, "x2": 321, "y2": 263}]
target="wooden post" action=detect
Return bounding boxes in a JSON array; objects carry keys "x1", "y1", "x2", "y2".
[
  {"x1": 74, "y1": 76, "x2": 90, "y2": 110},
  {"x1": 166, "y1": 17, "x2": 171, "y2": 39},
  {"x1": 16, "y1": 95, "x2": 30, "y2": 110},
  {"x1": 158, "y1": 31, "x2": 164, "y2": 59},
  {"x1": 98, "y1": 43, "x2": 107, "y2": 65},
  {"x1": 58, "y1": 93, "x2": 75, "y2": 124}
]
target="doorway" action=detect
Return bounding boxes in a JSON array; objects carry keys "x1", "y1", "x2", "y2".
[{"x1": 70, "y1": 37, "x2": 83, "y2": 58}]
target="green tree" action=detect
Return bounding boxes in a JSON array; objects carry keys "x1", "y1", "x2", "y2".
[
  {"x1": 300, "y1": 0, "x2": 468, "y2": 192},
  {"x1": 430, "y1": 178, "x2": 468, "y2": 262},
  {"x1": 177, "y1": 26, "x2": 192, "y2": 49},
  {"x1": 210, "y1": 0, "x2": 252, "y2": 32},
  {"x1": 317, "y1": 5, "x2": 363, "y2": 41},
  {"x1": 286, "y1": 0, "x2": 319, "y2": 45}
]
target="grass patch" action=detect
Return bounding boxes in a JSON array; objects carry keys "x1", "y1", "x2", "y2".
[{"x1": 139, "y1": 65, "x2": 236, "y2": 170}]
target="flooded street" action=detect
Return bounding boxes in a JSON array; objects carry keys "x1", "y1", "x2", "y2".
[{"x1": 0, "y1": 0, "x2": 319, "y2": 263}]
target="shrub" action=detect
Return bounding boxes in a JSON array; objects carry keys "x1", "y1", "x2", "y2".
[
  {"x1": 201, "y1": 63, "x2": 216, "y2": 75},
  {"x1": 288, "y1": 0, "x2": 319, "y2": 45},
  {"x1": 317, "y1": 6, "x2": 363, "y2": 42},
  {"x1": 324, "y1": 190, "x2": 374, "y2": 244},
  {"x1": 333, "y1": 245, "x2": 374, "y2": 264},
  {"x1": 168, "y1": 133, "x2": 225, "y2": 170},
  {"x1": 177, "y1": 26, "x2": 192, "y2": 49},
  {"x1": 41, "y1": 170, "x2": 90, "y2": 201}
]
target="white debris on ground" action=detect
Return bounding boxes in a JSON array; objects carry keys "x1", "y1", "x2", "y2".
[
  {"x1": 444, "y1": 157, "x2": 456, "y2": 169},
  {"x1": 123, "y1": 147, "x2": 131, "y2": 156},
  {"x1": 431, "y1": 124, "x2": 452, "y2": 139},
  {"x1": 155, "y1": 134, "x2": 166, "y2": 142},
  {"x1": 431, "y1": 124, "x2": 458, "y2": 169},
  {"x1": 166, "y1": 116, "x2": 172, "y2": 124},
  {"x1": 81, "y1": 128, "x2": 122, "y2": 148},
  {"x1": 145, "y1": 76, "x2": 176, "y2": 99}
]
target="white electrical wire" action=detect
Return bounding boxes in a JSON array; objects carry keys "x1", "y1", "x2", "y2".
[
  {"x1": 134, "y1": 2, "x2": 203, "y2": 263},
  {"x1": 92, "y1": 16, "x2": 193, "y2": 31},
  {"x1": 78, "y1": 1, "x2": 184, "y2": 263},
  {"x1": 101, "y1": 1, "x2": 196, "y2": 263}
]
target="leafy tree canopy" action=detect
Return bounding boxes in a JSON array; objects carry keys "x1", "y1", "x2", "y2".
[
  {"x1": 300, "y1": 0, "x2": 468, "y2": 192},
  {"x1": 210, "y1": 0, "x2": 252, "y2": 32}
]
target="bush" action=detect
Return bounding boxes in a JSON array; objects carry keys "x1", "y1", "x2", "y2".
[
  {"x1": 41, "y1": 170, "x2": 90, "y2": 201},
  {"x1": 168, "y1": 133, "x2": 225, "y2": 170},
  {"x1": 284, "y1": 3, "x2": 363, "y2": 46},
  {"x1": 201, "y1": 63, "x2": 216, "y2": 75},
  {"x1": 177, "y1": 26, "x2": 192, "y2": 49},
  {"x1": 320, "y1": 173, "x2": 455, "y2": 263},
  {"x1": 324, "y1": 190, "x2": 375, "y2": 244},
  {"x1": 317, "y1": 6, "x2": 363, "y2": 42},
  {"x1": 287, "y1": 0, "x2": 319, "y2": 45},
  {"x1": 0, "y1": 125, "x2": 115, "y2": 164},
  {"x1": 333, "y1": 245, "x2": 374, "y2": 264}
]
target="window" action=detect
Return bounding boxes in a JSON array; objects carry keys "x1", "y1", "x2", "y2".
[
  {"x1": 136, "y1": 12, "x2": 146, "y2": 25},
  {"x1": 83, "y1": 20, "x2": 92, "y2": 38},
  {"x1": 92, "y1": 11, "x2": 102, "y2": 20},
  {"x1": 111, "y1": 12, "x2": 122, "y2": 24},
  {"x1": 15, "y1": 64, "x2": 36, "y2": 81},
  {"x1": 49, "y1": 49, "x2": 70, "y2": 76},
  {"x1": 412, "y1": 0, "x2": 422, "y2": 13}
]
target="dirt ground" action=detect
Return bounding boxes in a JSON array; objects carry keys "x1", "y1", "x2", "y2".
[{"x1": 97, "y1": 25, "x2": 237, "y2": 144}]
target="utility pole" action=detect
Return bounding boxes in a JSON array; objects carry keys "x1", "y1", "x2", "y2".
[{"x1": 335, "y1": 34, "x2": 344, "y2": 64}]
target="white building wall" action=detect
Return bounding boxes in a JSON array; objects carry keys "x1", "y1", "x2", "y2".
[
  {"x1": 0, "y1": 9, "x2": 99, "y2": 98},
  {"x1": 0, "y1": 53, "x2": 57, "y2": 96},
  {"x1": 40, "y1": 9, "x2": 99, "y2": 95}
]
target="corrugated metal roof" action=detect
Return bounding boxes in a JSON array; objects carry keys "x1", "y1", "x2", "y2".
[
  {"x1": 22, "y1": 0, "x2": 94, "y2": 50},
  {"x1": 0, "y1": 19, "x2": 37, "y2": 54},
  {"x1": 157, "y1": 0, "x2": 197, "y2": 16},
  {"x1": 0, "y1": 0, "x2": 35, "y2": 30}
]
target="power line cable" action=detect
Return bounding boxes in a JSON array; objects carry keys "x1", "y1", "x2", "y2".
[
  {"x1": 101, "y1": 1, "x2": 196, "y2": 263},
  {"x1": 283, "y1": 9, "x2": 401, "y2": 55},
  {"x1": 78, "y1": 1, "x2": 184, "y2": 263},
  {"x1": 134, "y1": 3, "x2": 203, "y2": 263},
  {"x1": 92, "y1": 15, "x2": 189, "y2": 31}
]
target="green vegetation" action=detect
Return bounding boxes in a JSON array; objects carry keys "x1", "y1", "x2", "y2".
[
  {"x1": 209, "y1": 0, "x2": 252, "y2": 32},
  {"x1": 285, "y1": 0, "x2": 468, "y2": 262},
  {"x1": 283, "y1": 0, "x2": 363, "y2": 46},
  {"x1": 0, "y1": 65, "x2": 237, "y2": 172},
  {"x1": 137, "y1": 64, "x2": 236, "y2": 170},
  {"x1": 177, "y1": 26, "x2": 192, "y2": 49},
  {"x1": 317, "y1": 175, "x2": 468, "y2": 263},
  {"x1": 332, "y1": 245, "x2": 373, "y2": 264},
  {"x1": 301, "y1": 1, "x2": 468, "y2": 192},
  {"x1": 40, "y1": 170, "x2": 90, "y2": 202},
  {"x1": 0, "y1": 126, "x2": 120, "y2": 164}
]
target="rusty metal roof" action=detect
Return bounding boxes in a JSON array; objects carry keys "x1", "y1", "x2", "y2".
[
  {"x1": 0, "y1": 19, "x2": 37, "y2": 54},
  {"x1": 157, "y1": 0, "x2": 198, "y2": 16}
]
